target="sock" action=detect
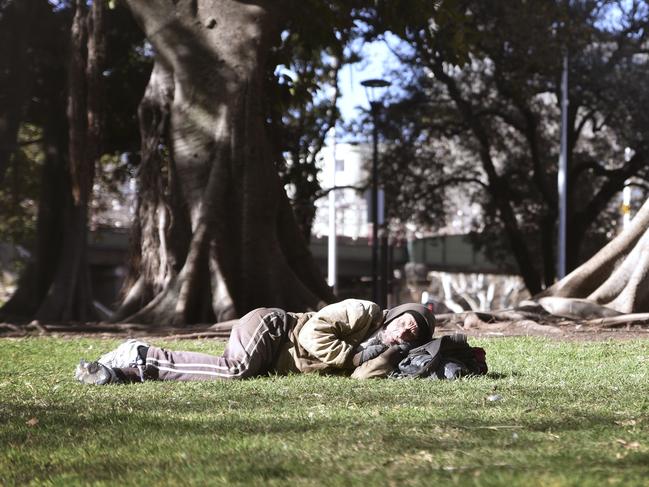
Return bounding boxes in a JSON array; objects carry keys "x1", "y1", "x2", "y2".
[{"x1": 137, "y1": 346, "x2": 149, "y2": 363}]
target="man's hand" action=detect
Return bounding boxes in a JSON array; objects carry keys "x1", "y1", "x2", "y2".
[
  {"x1": 350, "y1": 343, "x2": 411, "y2": 380},
  {"x1": 351, "y1": 344, "x2": 388, "y2": 366}
]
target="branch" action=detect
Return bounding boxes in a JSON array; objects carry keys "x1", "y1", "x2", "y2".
[
  {"x1": 627, "y1": 181, "x2": 649, "y2": 193},
  {"x1": 308, "y1": 60, "x2": 342, "y2": 162},
  {"x1": 572, "y1": 149, "x2": 648, "y2": 241},
  {"x1": 571, "y1": 159, "x2": 618, "y2": 181},
  {"x1": 383, "y1": 37, "x2": 417, "y2": 65},
  {"x1": 490, "y1": 65, "x2": 554, "y2": 207},
  {"x1": 313, "y1": 184, "x2": 366, "y2": 201},
  {"x1": 18, "y1": 138, "x2": 44, "y2": 147},
  {"x1": 438, "y1": 176, "x2": 488, "y2": 190},
  {"x1": 474, "y1": 107, "x2": 524, "y2": 132},
  {"x1": 574, "y1": 109, "x2": 596, "y2": 141},
  {"x1": 568, "y1": 312, "x2": 649, "y2": 328}
]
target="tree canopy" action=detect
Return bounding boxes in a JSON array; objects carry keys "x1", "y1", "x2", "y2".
[
  {"x1": 2, "y1": 0, "x2": 649, "y2": 325},
  {"x1": 379, "y1": 0, "x2": 649, "y2": 294}
]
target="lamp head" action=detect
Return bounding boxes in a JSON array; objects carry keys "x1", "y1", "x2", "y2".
[{"x1": 360, "y1": 78, "x2": 391, "y2": 105}]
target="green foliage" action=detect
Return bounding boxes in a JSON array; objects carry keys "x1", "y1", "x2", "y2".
[
  {"x1": 269, "y1": 44, "x2": 341, "y2": 239},
  {"x1": 90, "y1": 152, "x2": 136, "y2": 229},
  {"x1": 0, "y1": 124, "x2": 43, "y2": 246},
  {"x1": 2, "y1": 1, "x2": 150, "y2": 236},
  {"x1": 101, "y1": 2, "x2": 152, "y2": 156},
  {"x1": 1, "y1": 336, "x2": 649, "y2": 485},
  {"x1": 363, "y1": 0, "x2": 475, "y2": 64},
  {"x1": 269, "y1": 1, "x2": 466, "y2": 239},
  {"x1": 379, "y1": 0, "x2": 649, "y2": 285},
  {"x1": 268, "y1": 2, "x2": 365, "y2": 238}
]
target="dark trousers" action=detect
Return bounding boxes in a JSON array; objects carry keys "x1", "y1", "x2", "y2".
[{"x1": 140, "y1": 308, "x2": 290, "y2": 381}]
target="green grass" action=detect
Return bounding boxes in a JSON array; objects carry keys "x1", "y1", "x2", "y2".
[{"x1": 1, "y1": 337, "x2": 649, "y2": 486}]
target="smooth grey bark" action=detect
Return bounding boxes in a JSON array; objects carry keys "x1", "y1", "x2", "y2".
[
  {"x1": 538, "y1": 197, "x2": 649, "y2": 313},
  {"x1": 117, "y1": 0, "x2": 333, "y2": 324}
]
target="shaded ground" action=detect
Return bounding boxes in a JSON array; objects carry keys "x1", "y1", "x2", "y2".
[
  {"x1": 1, "y1": 316, "x2": 648, "y2": 341},
  {"x1": 441, "y1": 320, "x2": 649, "y2": 341}
]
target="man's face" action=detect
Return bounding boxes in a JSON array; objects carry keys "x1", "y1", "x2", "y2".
[{"x1": 379, "y1": 313, "x2": 420, "y2": 346}]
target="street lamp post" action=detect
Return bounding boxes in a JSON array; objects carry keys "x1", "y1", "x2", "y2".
[
  {"x1": 557, "y1": 53, "x2": 569, "y2": 279},
  {"x1": 361, "y1": 78, "x2": 391, "y2": 307}
]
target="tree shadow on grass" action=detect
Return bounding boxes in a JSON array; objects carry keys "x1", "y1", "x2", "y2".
[
  {"x1": 486, "y1": 371, "x2": 520, "y2": 379},
  {"x1": 1, "y1": 394, "x2": 635, "y2": 442},
  {"x1": 3, "y1": 397, "x2": 648, "y2": 484}
]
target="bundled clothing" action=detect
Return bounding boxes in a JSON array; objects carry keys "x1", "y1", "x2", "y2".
[{"x1": 389, "y1": 334, "x2": 488, "y2": 379}]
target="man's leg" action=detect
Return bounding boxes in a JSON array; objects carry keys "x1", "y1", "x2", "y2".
[
  {"x1": 76, "y1": 339, "x2": 149, "y2": 385},
  {"x1": 139, "y1": 308, "x2": 290, "y2": 381}
]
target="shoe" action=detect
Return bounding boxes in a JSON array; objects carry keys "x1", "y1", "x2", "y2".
[
  {"x1": 75, "y1": 339, "x2": 149, "y2": 385},
  {"x1": 75, "y1": 360, "x2": 120, "y2": 385},
  {"x1": 97, "y1": 338, "x2": 149, "y2": 369}
]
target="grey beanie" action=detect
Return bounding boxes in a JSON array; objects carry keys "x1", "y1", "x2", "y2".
[{"x1": 383, "y1": 303, "x2": 435, "y2": 343}]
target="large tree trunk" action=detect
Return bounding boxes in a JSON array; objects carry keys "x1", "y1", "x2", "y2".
[
  {"x1": 34, "y1": 0, "x2": 105, "y2": 322},
  {"x1": 538, "y1": 197, "x2": 649, "y2": 313},
  {"x1": 0, "y1": 104, "x2": 69, "y2": 319},
  {"x1": 117, "y1": 0, "x2": 333, "y2": 324},
  {"x1": 1, "y1": 0, "x2": 105, "y2": 322},
  {"x1": 0, "y1": 0, "x2": 40, "y2": 185}
]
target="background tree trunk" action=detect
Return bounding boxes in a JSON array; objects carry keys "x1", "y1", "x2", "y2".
[
  {"x1": 34, "y1": 0, "x2": 105, "y2": 321},
  {"x1": 0, "y1": 105, "x2": 69, "y2": 319},
  {"x1": 539, "y1": 197, "x2": 649, "y2": 313},
  {"x1": 0, "y1": 0, "x2": 40, "y2": 185},
  {"x1": 117, "y1": 0, "x2": 333, "y2": 324},
  {"x1": 2, "y1": 0, "x2": 105, "y2": 322}
]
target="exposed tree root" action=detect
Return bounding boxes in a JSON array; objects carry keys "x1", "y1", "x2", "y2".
[
  {"x1": 562, "y1": 312, "x2": 649, "y2": 328},
  {"x1": 535, "y1": 198, "x2": 649, "y2": 313}
]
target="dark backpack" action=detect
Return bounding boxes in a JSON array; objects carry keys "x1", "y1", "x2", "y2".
[{"x1": 390, "y1": 334, "x2": 487, "y2": 380}]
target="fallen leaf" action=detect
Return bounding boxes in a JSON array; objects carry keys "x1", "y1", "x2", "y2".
[
  {"x1": 615, "y1": 439, "x2": 641, "y2": 449},
  {"x1": 26, "y1": 417, "x2": 39, "y2": 427},
  {"x1": 416, "y1": 450, "x2": 434, "y2": 462},
  {"x1": 615, "y1": 419, "x2": 637, "y2": 427}
]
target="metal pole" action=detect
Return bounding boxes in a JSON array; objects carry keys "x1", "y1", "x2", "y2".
[
  {"x1": 622, "y1": 182, "x2": 631, "y2": 230},
  {"x1": 370, "y1": 102, "x2": 379, "y2": 303},
  {"x1": 622, "y1": 148, "x2": 633, "y2": 231},
  {"x1": 379, "y1": 190, "x2": 387, "y2": 309},
  {"x1": 361, "y1": 78, "x2": 391, "y2": 304},
  {"x1": 557, "y1": 53, "x2": 569, "y2": 279},
  {"x1": 388, "y1": 239, "x2": 394, "y2": 307},
  {"x1": 327, "y1": 136, "x2": 337, "y2": 293}
]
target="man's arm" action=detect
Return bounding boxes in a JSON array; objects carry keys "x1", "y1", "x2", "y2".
[
  {"x1": 298, "y1": 299, "x2": 382, "y2": 367},
  {"x1": 351, "y1": 344, "x2": 388, "y2": 366},
  {"x1": 351, "y1": 344, "x2": 411, "y2": 379}
]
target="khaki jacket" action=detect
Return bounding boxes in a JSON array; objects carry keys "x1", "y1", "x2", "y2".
[{"x1": 273, "y1": 299, "x2": 383, "y2": 374}]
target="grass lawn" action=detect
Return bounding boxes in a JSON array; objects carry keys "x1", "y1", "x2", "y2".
[{"x1": 1, "y1": 336, "x2": 648, "y2": 486}]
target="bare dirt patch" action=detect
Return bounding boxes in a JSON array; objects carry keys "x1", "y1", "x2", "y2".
[
  {"x1": 437, "y1": 322, "x2": 649, "y2": 341},
  {"x1": 1, "y1": 317, "x2": 648, "y2": 341}
]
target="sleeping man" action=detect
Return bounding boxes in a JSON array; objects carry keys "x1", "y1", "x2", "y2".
[{"x1": 75, "y1": 299, "x2": 435, "y2": 384}]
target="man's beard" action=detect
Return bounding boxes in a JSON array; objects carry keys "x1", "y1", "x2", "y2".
[{"x1": 377, "y1": 329, "x2": 399, "y2": 346}]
